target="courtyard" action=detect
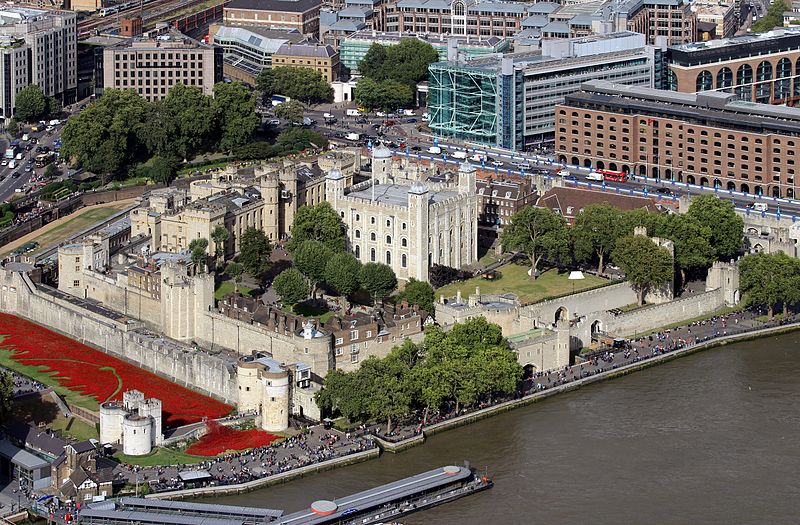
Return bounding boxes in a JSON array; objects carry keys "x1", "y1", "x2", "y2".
[{"x1": 436, "y1": 263, "x2": 609, "y2": 305}]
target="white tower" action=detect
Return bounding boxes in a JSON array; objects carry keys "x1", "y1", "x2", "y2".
[
  {"x1": 458, "y1": 160, "x2": 477, "y2": 194},
  {"x1": 325, "y1": 168, "x2": 345, "y2": 210},
  {"x1": 408, "y1": 181, "x2": 430, "y2": 282}
]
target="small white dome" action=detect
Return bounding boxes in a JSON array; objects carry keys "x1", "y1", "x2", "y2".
[
  {"x1": 459, "y1": 160, "x2": 476, "y2": 173},
  {"x1": 408, "y1": 180, "x2": 429, "y2": 195},
  {"x1": 326, "y1": 168, "x2": 344, "y2": 180},
  {"x1": 372, "y1": 143, "x2": 392, "y2": 159}
]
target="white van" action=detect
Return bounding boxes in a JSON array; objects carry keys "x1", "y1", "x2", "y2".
[
  {"x1": 586, "y1": 171, "x2": 604, "y2": 181},
  {"x1": 8, "y1": 160, "x2": 16, "y2": 169},
  {"x1": 751, "y1": 202, "x2": 768, "y2": 212},
  {"x1": 22, "y1": 133, "x2": 29, "y2": 141},
  {"x1": 428, "y1": 146, "x2": 442, "y2": 155},
  {"x1": 469, "y1": 153, "x2": 484, "y2": 162},
  {"x1": 403, "y1": 109, "x2": 415, "y2": 116},
  {"x1": 345, "y1": 109, "x2": 361, "y2": 117},
  {"x1": 452, "y1": 151, "x2": 468, "y2": 160}
]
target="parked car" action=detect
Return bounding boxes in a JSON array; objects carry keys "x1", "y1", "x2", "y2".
[
  {"x1": 406, "y1": 118, "x2": 417, "y2": 123},
  {"x1": 656, "y1": 187, "x2": 674, "y2": 196}
]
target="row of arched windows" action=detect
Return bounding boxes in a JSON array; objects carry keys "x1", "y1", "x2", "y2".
[
  {"x1": 353, "y1": 245, "x2": 408, "y2": 267},
  {"x1": 353, "y1": 230, "x2": 408, "y2": 247},
  {"x1": 678, "y1": 58, "x2": 800, "y2": 101}
]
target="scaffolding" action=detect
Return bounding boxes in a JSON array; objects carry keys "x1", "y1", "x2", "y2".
[{"x1": 428, "y1": 62, "x2": 499, "y2": 146}]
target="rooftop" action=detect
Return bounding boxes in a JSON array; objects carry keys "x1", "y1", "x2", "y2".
[
  {"x1": 344, "y1": 29, "x2": 505, "y2": 47},
  {"x1": 347, "y1": 182, "x2": 459, "y2": 207},
  {"x1": 275, "y1": 41, "x2": 336, "y2": 57},
  {"x1": 226, "y1": 0, "x2": 322, "y2": 13}
]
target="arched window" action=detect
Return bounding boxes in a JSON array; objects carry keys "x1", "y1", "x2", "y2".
[
  {"x1": 355, "y1": 229, "x2": 361, "y2": 239},
  {"x1": 695, "y1": 70, "x2": 713, "y2": 92},
  {"x1": 370, "y1": 248, "x2": 376, "y2": 262},
  {"x1": 386, "y1": 251, "x2": 391, "y2": 265},
  {"x1": 401, "y1": 238, "x2": 408, "y2": 247},
  {"x1": 736, "y1": 64, "x2": 753, "y2": 101},
  {"x1": 385, "y1": 235, "x2": 392, "y2": 244},
  {"x1": 370, "y1": 232, "x2": 376, "y2": 241},
  {"x1": 401, "y1": 254, "x2": 407, "y2": 268},
  {"x1": 776, "y1": 58, "x2": 792, "y2": 101},
  {"x1": 716, "y1": 67, "x2": 733, "y2": 92},
  {"x1": 756, "y1": 61, "x2": 772, "y2": 102},
  {"x1": 667, "y1": 70, "x2": 678, "y2": 91},
  {"x1": 355, "y1": 214, "x2": 360, "y2": 221},
  {"x1": 453, "y1": 0, "x2": 464, "y2": 15},
  {"x1": 355, "y1": 245, "x2": 360, "y2": 258}
]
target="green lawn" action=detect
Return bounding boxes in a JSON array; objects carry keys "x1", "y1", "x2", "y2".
[
  {"x1": 0, "y1": 348, "x2": 100, "y2": 411},
  {"x1": 115, "y1": 447, "x2": 213, "y2": 467},
  {"x1": 51, "y1": 416, "x2": 99, "y2": 442},
  {"x1": 215, "y1": 280, "x2": 253, "y2": 300},
  {"x1": 436, "y1": 265, "x2": 609, "y2": 305},
  {"x1": 11, "y1": 393, "x2": 99, "y2": 441},
  {"x1": 293, "y1": 302, "x2": 335, "y2": 324}
]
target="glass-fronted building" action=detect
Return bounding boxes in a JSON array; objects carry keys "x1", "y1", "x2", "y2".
[{"x1": 428, "y1": 32, "x2": 657, "y2": 150}]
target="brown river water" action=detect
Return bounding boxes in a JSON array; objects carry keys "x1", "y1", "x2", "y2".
[{"x1": 202, "y1": 332, "x2": 800, "y2": 524}]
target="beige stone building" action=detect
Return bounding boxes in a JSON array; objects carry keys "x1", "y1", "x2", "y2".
[
  {"x1": 272, "y1": 40, "x2": 339, "y2": 82},
  {"x1": 101, "y1": 30, "x2": 222, "y2": 101},
  {"x1": 691, "y1": 1, "x2": 736, "y2": 38},
  {"x1": 326, "y1": 144, "x2": 478, "y2": 282}
]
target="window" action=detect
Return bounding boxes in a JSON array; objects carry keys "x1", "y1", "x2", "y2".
[
  {"x1": 335, "y1": 337, "x2": 343, "y2": 345},
  {"x1": 366, "y1": 330, "x2": 373, "y2": 338},
  {"x1": 336, "y1": 347, "x2": 343, "y2": 356},
  {"x1": 355, "y1": 229, "x2": 361, "y2": 239},
  {"x1": 350, "y1": 330, "x2": 359, "y2": 340},
  {"x1": 401, "y1": 254, "x2": 407, "y2": 267},
  {"x1": 370, "y1": 216, "x2": 376, "y2": 224},
  {"x1": 386, "y1": 219, "x2": 391, "y2": 227},
  {"x1": 370, "y1": 248, "x2": 376, "y2": 261},
  {"x1": 370, "y1": 232, "x2": 376, "y2": 241},
  {"x1": 73, "y1": 280, "x2": 79, "y2": 287},
  {"x1": 386, "y1": 235, "x2": 392, "y2": 244},
  {"x1": 402, "y1": 222, "x2": 407, "y2": 230},
  {"x1": 386, "y1": 251, "x2": 391, "y2": 265},
  {"x1": 401, "y1": 238, "x2": 408, "y2": 247}
]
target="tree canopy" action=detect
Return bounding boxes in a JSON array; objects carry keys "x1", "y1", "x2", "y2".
[
  {"x1": 355, "y1": 77, "x2": 414, "y2": 112},
  {"x1": 273, "y1": 268, "x2": 309, "y2": 305},
  {"x1": 739, "y1": 251, "x2": 800, "y2": 318},
  {"x1": 189, "y1": 237, "x2": 209, "y2": 273},
  {"x1": 294, "y1": 240, "x2": 334, "y2": 298},
  {"x1": 612, "y1": 235, "x2": 674, "y2": 305},
  {"x1": 686, "y1": 195, "x2": 743, "y2": 261},
  {"x1": 238, "y1": 227, "x2": 272, "y2": 278},
  {"x1": 274, "y1": 100, "x2": 305, "y2": 124},
  {"x1": 0, "y1": 371, "x2": 13, "y2": 425},
  {"x1": 752, "y1": 0, "x2": 789, "y2": 32},
  {"x1": 324, "y1": 252, "x2": 362, "y2": 302},
  {"x1": 225, "y1": 262, "x2": 244, "y2": 293},
  {"x1": 358, "y1": 40, "x2": 439, "y2": 87},
  {"x1": 501, "y1": 206, "x2": 569, "y2": 278},
  {"x1": 397, "y1": 278, "x2": 435, "y2": 315},
  {"x1": 287, "y1": 202, "x2": 346, "y2": 253},
  {"x1": 256, "y1": 67, "x2": 333, "y2": 104},
  {"x1": 571, "y1": 204, "x2": 623, "y2": 274},
  {"x1": 14, "y1": 85, "x2": 47, "y2": 122},
  {"x1": 213, "y1": 82, "x2": 260, "y2": 152},
  {"x1": 359, "y1": 262, "x2": 397, "y2": 304},
  {"x1": 658, "y1": 214, "x2": 715, "y2": 285},
  {"x1": 162, "y1": 84, "x2": 216, "y2": 159},
  {"x1": 316, "y1": 317, "x2": 522, "y2": 432}
]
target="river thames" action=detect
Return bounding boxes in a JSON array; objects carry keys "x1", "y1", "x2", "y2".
[{"x1": 205, "y1": 332, "x2": 800, "y2": 524}]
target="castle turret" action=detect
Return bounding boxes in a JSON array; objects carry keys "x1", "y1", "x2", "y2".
[
  {"x1": 325, "y1": 168, "x2": 345, "y2": 211},
  {"x1": 408, "y1": 181, "x2": 429, "y2": 282},
  {"x1": 458, "y1": 160, "x2": 477, "y2": 195},
  {"x1": 372, "y1": 144, "x2": 392, "y2": 184},
  {"x1": 259, "y1": 168, "x2": 280, "y2": 242}
]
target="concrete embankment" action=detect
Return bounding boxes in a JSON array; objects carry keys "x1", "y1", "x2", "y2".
[
  {"x1": 376, "y1": 321, "x2": 800, "y2": 453},
  {"x1": 147, "y1": 447, "x2": 380, "y2": 499}
]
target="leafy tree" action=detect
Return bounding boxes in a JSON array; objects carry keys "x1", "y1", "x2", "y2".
[
  {"x1": 358, "y1": 43, "x2": 390, "y2": 80},
  {"x1": 213, "y1": 82, "x2": 260, "y2": 152},
  {"x1": 657, "y1": 214, "x2": 714, "y2": 286},
  {"x1": 0, "y1": 371, "x2": 13, "y2": 424},
  {"x1": 618, "y1": 207, "x2": 665, "y2": 238},
  {"x1": 6, "y1": 118, "x2": 18, "y2": 137},
  {"x1": 148, "y1": 156, "x2": 178, "y2": 185},
  {"x1": 287, "y1": 202, "x2": 345, "y2": 253},
  {"x1": 571, "y1": 204, "x2": 622, "y2": 273},
  {"x1": 273, "y1": 267, "x2": 309, "y2": 305},
  {"x1": 687, "y1": 195, "x2": 743, "y2": 261},
  {"x1": 189, "y1": 237, "x2": 209, "y2": 273},
  {"x1": 325, "y1": 252, "x2": 361, "y2": 307},
  {"x1": 235, "y1": 141, "x2": 275, "y2": 160},
  {"x1": 355, "y1": 77, "x2": 413, "y2": 112},
  {"x1": 753, "y1": 0, "x2": 789, "y2": 32},
  {"x1": 15, "y1": 85, "x2": 47, "y2": 122},
  {"x1": 366, "y1": 354, "x2": 412, "y2": 433},
  {"x1": 612, "y1": 235, "x2": 674, "y2": 306},
  {"x1": 266, "y1": 67, "x2": 333, "y2": 104},
  {"x1": 739, "y1": 252, "x2": 798, "y2": 318},
  {"x1": 61, "y1": 89, "x2": 150, "y2": 182},
  {"x1": 44, "y1": 164, "x2": 59, "y2": 179},
  {"x1": 238, "y1": 227, "x2": 272, "y2": 278},
  {"x1": 140, "y1": 100, "x2": 177, "y2": 158},
  {"x1": 274, "y1": 99, "x2": 305, "y2": 124},
  {"x1": 294, "y1": 240, "x2": 334, "y2": 298},
  {"x1": 211, "y1": 225, "x2": 230, "y2": 268},
  {"x1": 359, "y1": 262, "x2": 397, "y2": 304},
  {"x1": 501, "y1": 206, "x2": 569, "y2": 279},
  {"x1": 163, "y1": 84, "x2": 216, "y2": 159},
  {"x1": 397, "y1": 278, "x2": 435, "y2": 315},
  {"x1": 225, "y1": 262, "x2": 244, "y2": 293},
  {"x1": 276, "y1": 127, "x2": 328, "y2": 152},
  {"x1": 256, "y1": 68, "x2": 275, "y2": 97},
  {"x1": 47, "y1": 97, "x2": 63, "y2": 119}
]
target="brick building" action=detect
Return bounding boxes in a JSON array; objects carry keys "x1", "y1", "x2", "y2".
[
  {"x1": 224, "y1": 0, "x2": 322, "y2": 36},
  {"x1": 620, "y1": 0, "x2": 696, "y2": 45},
  {"x1": 665, "y1": 27, "x2": 800, "y2": 105},
  {"x1": 556, "y1": 80, "x2": 800, "y2": 199},
  {"x1": 476, "y1": 176, "x2": 536, "y2": 248}
]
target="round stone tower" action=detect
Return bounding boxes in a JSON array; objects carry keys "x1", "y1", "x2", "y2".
[
  {"x1": 237, "y1": 356, "x2": 263, "y2": 414},
  {"x1": 372, "y1": 143, "x2": 392, "y2": 184},
  {"x1": 99, "y1": 401, "x2": 126, "y2": 445},
  {"x1": 122, "y1": 414, "x2": 152, "y2": 456},
  {"x1": 261, "y1": 369, "x2": 290, "y2": 432}
]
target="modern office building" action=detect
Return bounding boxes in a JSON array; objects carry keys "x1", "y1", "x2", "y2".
[
  {"x1": 223, "y1": 0, "x2": 322, "y2": 36},
  {"x1": 691, "y1": 1, "x2": 737, "y2": 38},
  {"x1": 210, "y1": 24, "x2": 303, "y2": 83},
  {"x1": 101, "y1": 30, "x2": 222, "y2": 101},
  {"x1": 428, "y1": 32, "x2": 656, "y2": 150},
  {"x1": 615, "y1": 0, "x2": 696, "y2": 45},
  {"x1": 339, "y1": 30, "x2": 508, "y2": 72},
  {"x1": 272, "y1": 40, "x2": 339, "y2": 81},
  {"x1": 0, "y1": 7, "x2": 77, "y2": 119},
  {"x1": 665, "y1": 27, "x2": 800, "y2": 105},
  {"x1": 555, "y1": 80, "x2": 800, "y2": 198},
  {"x1": 384, "y1": 0, "x2": 529, "y2": 37}
]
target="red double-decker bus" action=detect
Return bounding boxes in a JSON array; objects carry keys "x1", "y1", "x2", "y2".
[{"x1": 597, "y1": 169, "x2": 628, "y2": 182}]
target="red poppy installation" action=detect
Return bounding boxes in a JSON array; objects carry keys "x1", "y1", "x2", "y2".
[
  {"x1": 0, "y1": 313, "x2": 233, "y2": 427},
  {"x1": 186, "y1": 420, "x2": 281, "y2": 456}
]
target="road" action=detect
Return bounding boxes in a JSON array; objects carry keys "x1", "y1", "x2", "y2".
[
  {"x1": 289, "y1": 103, "x2": 800, "y2": 219},
  {"x1": 0, "y1": 124, "x2": 65, "y2": 203}
]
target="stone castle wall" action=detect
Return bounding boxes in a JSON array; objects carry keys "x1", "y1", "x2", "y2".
[{"x1": 0, "y1": 269, "x2": 237, "y2": 404}]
